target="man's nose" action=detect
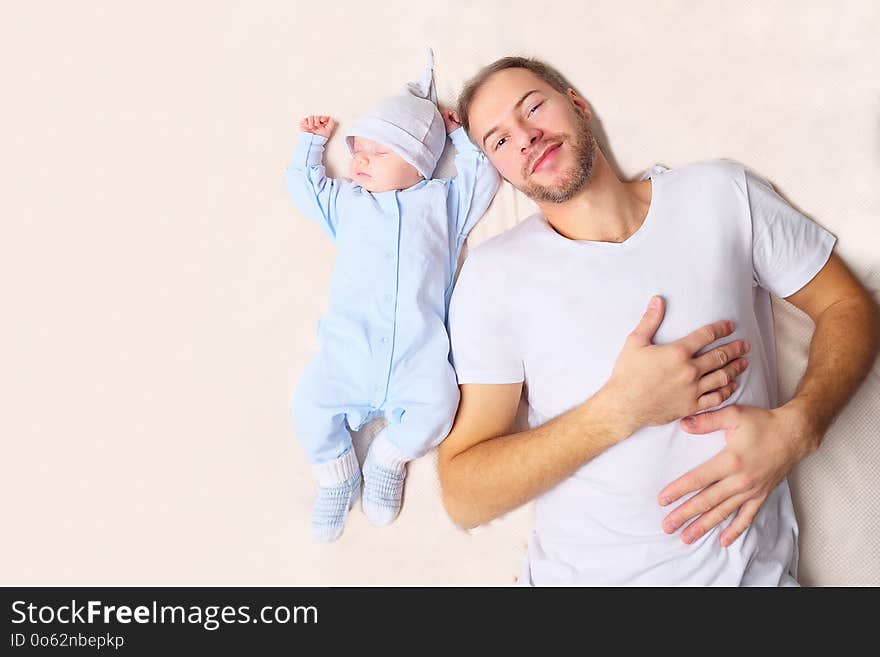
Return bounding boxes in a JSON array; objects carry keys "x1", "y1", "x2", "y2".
[{"x1": 519, "y1": 127, "x2": 542, "y2": 153}]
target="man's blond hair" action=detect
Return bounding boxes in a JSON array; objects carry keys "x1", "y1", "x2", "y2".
[{"x1": 457, "y1": 56, "x2": 579, "y2": 136}]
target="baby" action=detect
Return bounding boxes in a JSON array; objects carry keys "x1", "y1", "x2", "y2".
[{"x1": 285, "y1": 49, "x2": 500, "y2": 542}]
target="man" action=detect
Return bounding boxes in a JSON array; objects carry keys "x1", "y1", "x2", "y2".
[{"x1": 439, "y1": 57, "x2": 879, "y2": 585}]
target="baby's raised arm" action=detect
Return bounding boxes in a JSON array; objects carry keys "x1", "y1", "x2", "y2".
[
  {"x1": 285, "y1": 114, "x2": 349, "y2": 241},
  {"x1": 442, "y1": 107, "x2": 501, "y2": 239},
  {"x1": 300, "y1": 115, "x2": 336, "y2": 139}
]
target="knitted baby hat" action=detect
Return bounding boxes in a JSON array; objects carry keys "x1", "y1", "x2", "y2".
[{"x1": 344, "y1": 48, "x2": 446, "y2": 180}]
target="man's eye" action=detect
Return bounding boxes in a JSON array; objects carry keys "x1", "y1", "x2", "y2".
[
  {"x1": 495, "y1": 137, "x2": 507, "y2": 150},
  {"x1": 529, "y1": 102, "x2": 543, "y2": 116}
]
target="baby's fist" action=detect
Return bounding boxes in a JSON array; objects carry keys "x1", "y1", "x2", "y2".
[
  {"x1": 300, "y1": 115, "x2": 336, "y2": 139},
  {"x1": 441, "y1": 108, "x2": 462, "y2": 135}
]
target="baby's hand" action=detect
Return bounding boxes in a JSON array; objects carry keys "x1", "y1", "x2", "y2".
[
  {"x1": 299, "y1": 115, "x2": 336, "y2": 139},
  {"x1": 441, "y1": 108, "x2": 462, "y2": 135}
]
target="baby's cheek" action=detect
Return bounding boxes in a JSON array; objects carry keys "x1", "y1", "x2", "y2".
[{"x1": 381, "y1": 164, "x2": 407, "y2": 189}]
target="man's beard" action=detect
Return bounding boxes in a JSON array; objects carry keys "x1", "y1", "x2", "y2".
[{"x1": 521, "y1": 110, "x2": 596, "y2": 204}]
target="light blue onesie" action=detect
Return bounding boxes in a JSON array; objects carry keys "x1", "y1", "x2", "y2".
[{"x1": 285, "y1": 127, "x2": 500, "y2": 466}]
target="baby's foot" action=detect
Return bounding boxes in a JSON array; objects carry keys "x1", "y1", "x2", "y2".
[
  {"x1": 311, "y1": 448, "x2": 361, "y2": 542},
  {"x1": 362, "y1": 435, "x2": 408, "y2": 527}
]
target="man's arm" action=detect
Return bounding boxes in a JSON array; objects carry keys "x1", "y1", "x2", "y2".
[
  {"x1": 439, "y1": 296, "x2": 752, "y2": 528},
  {"x1": 440, "y1": 381, "x2": 630, "y2": 529},
  {"x1": 779, "y1": 252, "x2": 880, "y2": 439},
  {"x1": 658, "y1": 252, "x2": 880, "y2": 547}
]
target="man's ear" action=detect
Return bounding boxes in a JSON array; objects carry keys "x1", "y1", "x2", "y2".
[{"x1": 566, "y1": 88, "x2": 592, "y2": 120}]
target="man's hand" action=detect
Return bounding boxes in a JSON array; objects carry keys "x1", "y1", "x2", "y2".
[
  {"x1": 439, "y1": 294, "x2": 751, "y2": 529},
  {"x1": 300, "y1": 115, "x2": 336, "y2": 139},
  {"x1": 657, "y1": 254, "x2": 879, "y2": 549},
  {"x1": 602, "y1": 296, "x2": 751, "y2": 433},
  {"x1": 441, "y1": 108, "x2": 462, "y2": 135},
  {"x1": 657, "y1": 404, "x2": 818, "y2": 547}
]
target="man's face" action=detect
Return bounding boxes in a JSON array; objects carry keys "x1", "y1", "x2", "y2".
[{"x1": 467, "y1": 68, "x2": 596, "y2": 203}]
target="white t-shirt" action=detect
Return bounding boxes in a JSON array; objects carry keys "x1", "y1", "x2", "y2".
[{"x1": 448, "y1": 160, "x2": 836, "y2": 586}]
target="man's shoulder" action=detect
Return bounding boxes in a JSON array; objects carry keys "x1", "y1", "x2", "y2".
[
  {"x1": 452, "y1": 214, "x2": 543, "y2": 299},
  {"x1": 466, "y1": 213, "x2": 545, "y2": 264},
  {"x1": 655, "y1": 158, "x2": 745, "y2": 178},
  {"x1": 656, "y1": 158, "x2": 750, "y2": 196}
]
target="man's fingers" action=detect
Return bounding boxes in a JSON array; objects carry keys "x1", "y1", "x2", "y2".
[
  {"x1": 657, "y1": 450, "x2": 732, "y2": 507},
  {"x1": 696, "y1": 357, "x2": 748, "y2": 395},
  {"x1": 627, "y1": 295, "x2": 665, "y2": 345},
  {"x1": 662, "y1": 475, "x2": 741, "y2": 533},
  {"x1": 719, "y1": 497, "x2": 763, "y2": 547},
  {"x1": 679, "y1": 320, "x2": 735, "y2": 355},
  {"x1": 693, "y1": 340, "x2": 750, "y2": 376},
  {"x1": 679, "y1": 491, "x2": 750, "y2": 544},
  {"x1": 695, "y1": 382, "x2": 737, "y2": 410},
  {"x1": 680, "y1": 405, "x2": 741, "y2": 434}
]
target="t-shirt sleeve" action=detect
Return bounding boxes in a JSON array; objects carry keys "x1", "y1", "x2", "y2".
[
  {"x1": 746, "y1": 168, "x2": 837, "y2": 298},
  {"x1": 448, "y1": 253, "x2": 524, "y2": 384}
]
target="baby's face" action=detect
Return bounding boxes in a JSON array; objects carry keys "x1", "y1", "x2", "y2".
[{"x1": 348, "y1": 137, "x2": 423, "y2": 193}]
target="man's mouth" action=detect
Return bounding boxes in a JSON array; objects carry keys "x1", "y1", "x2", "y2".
[{"x1": 531, "y1": 143, "x2": 561, "y2": 174}]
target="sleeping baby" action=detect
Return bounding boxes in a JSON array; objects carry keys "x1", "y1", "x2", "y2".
[{"x1": 285, "y1": 48, "x2": 500, "y2": 541}]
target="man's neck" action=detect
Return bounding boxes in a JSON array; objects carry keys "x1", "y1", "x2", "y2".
[{"x1": 538, "y1": 150, "x2": 652, "y2": 243}]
